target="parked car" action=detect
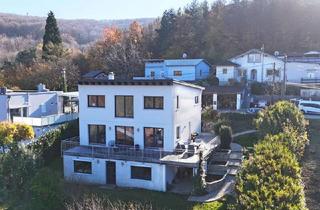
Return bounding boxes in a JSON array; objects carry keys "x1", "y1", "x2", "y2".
[
  {"x1": 297, "y1": 100, "x2": 320, "y2": 115},
  {"x1": 247, "y1": 107, "x2": 263, "y2": 114}
]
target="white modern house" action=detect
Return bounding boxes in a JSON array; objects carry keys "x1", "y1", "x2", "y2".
[
  {"x1": 0, "y1": 84, "x2": 79, "y2": 137},
  {"x1": 62, "y1": 71, "x2": 220, "y2": 192},
  {"x1": 215, "y1": 61, "x2": 241, "y2": 85},
  {"x1": 143, "y1": 59, "x2": 211, "y2": 81}
]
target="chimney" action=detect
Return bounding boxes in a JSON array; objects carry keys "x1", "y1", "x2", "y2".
[
  {"x1": 108, "y1": 72, "x2": 115, "y2": 80},
  {"x1": 0, "y1": 87, "x2": 7, "y2": 95},
  {"x1": 37, "y1": 83, "x2": 49, "y2": 92}
]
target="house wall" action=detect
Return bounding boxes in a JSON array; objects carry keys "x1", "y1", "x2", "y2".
[
  {"x1": 64, "y1": 155, "x2": 167, "y2": 191},
  {"x1": 79, "y1": 84, "x2": 202, "y2": 151},
  {"x1": 231, "y1": 53, "x2": 284, "y2": 83},
  {"x1": 79, "y1": 85, "x2": 175, "y2": 151},
  {"x1": 145, "y1": 62, "x2": 165, "y2": 78},
  {"x1": 166, "y1": 66, "x2": 196, "y2": 81},
  {"x1": 173, "y1": 84, "x2": 202, "y2": 146},
  {"x1": 216, "y1": 66, "x2": 236, "y2": 84},
  {"x1": 286, "y1": 62, "x2": 320, "y2": 82},
  {"x1": 195, "y1": 61, "x2": 211, "y2": 80},
  {"x1": 0, "y1": 95, "x2": 8, "y2": 121}
]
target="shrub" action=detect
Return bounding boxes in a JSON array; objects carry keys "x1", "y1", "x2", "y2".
[
  {"x1": 29, "y1": 168, "x2": 63, "y2": 210},
  {"x1": 236, "y1": 140, "x2": 306, "y2": 210},
  {"x1": 266, "y1": 126, "x2": 309, "y2": 160},
  {"x1": 255, "y1": 101, "x2": 307, "y2": 136},
  {"x1": 213, "y1": 119, "x2": 228, "y2": 135},
  {"x1": 219, "y1": 125, "x2": 232, "y2": 149},
  {"x1": 29, "y1": 120, "x2": 78, "y2": 163},
  {"x1": 192, "y1": 151, "x2": 207, "y2": 195},
  {"x1": 202, "y1": 107, "x2": 219, "y2": 122},
  {"x1": 66, "y1": 194, "x2": 153, "y2": 210}
]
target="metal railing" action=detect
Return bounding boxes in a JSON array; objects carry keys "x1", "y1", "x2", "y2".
[
  {"x1": 301, "y1": 78, "x2": 320, "y2": 84},
  {"x1": 61, "y1": 138, "x2": 174, "y2": 163}
]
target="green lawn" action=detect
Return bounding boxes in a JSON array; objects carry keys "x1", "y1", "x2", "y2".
[
  {"x1": 302, "y1": 120, "x2": 320, "y2": 210},
  {"x1": 233, "y1": 132, "x2": 260, "y2": 148}
]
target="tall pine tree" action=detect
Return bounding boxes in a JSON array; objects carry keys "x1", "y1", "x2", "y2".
[{"x1": 42, "y1": 11, "x2": 63, "y2": 60}]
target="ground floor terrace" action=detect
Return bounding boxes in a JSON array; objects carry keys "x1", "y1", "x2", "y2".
[{"x1": 62, "y1": 133, "x2": 220, "y2": 192}]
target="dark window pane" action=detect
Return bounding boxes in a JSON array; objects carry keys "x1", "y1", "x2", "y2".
[
  {"x1": 144, "y1": 127, "x2": 164, "y2": 148},
  {"x1": 115, "y1": 96, "x2": 125, "y2": 117},
  {"x1": 144, "y1": 97, "x2": 154, "y2": 109},
  {"x1": 131, "y1": 166, "x2": 151, "y2": 180},
  {"x1": 88, "y1": 95, "x2": 105, "y2": 107},
  {"x1": 89, "y1": 124, "x2": 106, "y2": 144},
  {"x1": 74, "y1": 161, "x2": 92, "y2": 174},
  {"x1": 125, "y1": 96, "x2": 134, "y2": 117},
  {"x1": 116, "y1": 126, "x2": 134, "y2": 146},
  {"x1": 154, "y1": 97, "x2": 163, "y2": 109}
]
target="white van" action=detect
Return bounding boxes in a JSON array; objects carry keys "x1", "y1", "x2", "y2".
[{"x1": 298, "y1": 100, "x2": 320, "y2": 115}]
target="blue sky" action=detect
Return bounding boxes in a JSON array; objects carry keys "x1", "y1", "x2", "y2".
[{"x1": 0, "y1": 0, "x2": 215, "y2": 20}]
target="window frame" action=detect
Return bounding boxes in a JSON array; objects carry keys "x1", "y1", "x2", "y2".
[
  {"x1": 131, "y1": 166, "x2": 152, "y2": 181},
  {"x1": 176, "y1": 95, "x2": 180, "y2": 109},
  {"x1": 115, "y1": 126, "x2": 134, "y2": 146},
  {"x1": 115, "y1": 95, "x2": 134, "y2": 118},
  {"x1": 195, "y1": 96, "x2": 199, "y2": 104},
  {"x1": 88, "y1": 95, "x2": 105, "y2": 108},
  {"x1": 222, "y1": 68, "x2": 228, "y2": 74},
  {"x1": 144, "y1": 96, "x2": 164, "y2": 110},
  {"x1": 174, "y1": 70, "x2": 182, "y2": 76},
  {"x1": 144, "y1": 127, "x2": 164, "y2": 148},
  {"x1": 88, "y1": 124, "x2": 106, "y2": 145},
  {"x1": 176, "y1": 126, "x2": 180, "y2": 139},
  {"x1": 74, "y1": 160, "x2": 92, "y2": 174}
]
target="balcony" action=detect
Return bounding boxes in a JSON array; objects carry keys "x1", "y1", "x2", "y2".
[
  {"x1": 12, "y1": 113, "x2": 79, "y2": 127},
  {"x1": 301, "y1": 78, "x2": 320, "y2": 84},
  {"x1": 61, "y1": 133, "x2": 220, "y2": 167},
  {"x1": 61, "y1": 138, "x2": 174, "y2": 164}
]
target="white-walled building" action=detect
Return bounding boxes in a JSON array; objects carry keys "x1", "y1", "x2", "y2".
[
  {"x1": 215, "y1": 61, "x2": 240, "y2": 85},
  {"x1": 0, "y1": 84, "x2": 78, "y2": 137},
  {"x1": 62, "y1": 72, "x2": 220, "y2": 192},
  {"x1": 143, "y1": 59, "x2": 211, "y2": 81}
]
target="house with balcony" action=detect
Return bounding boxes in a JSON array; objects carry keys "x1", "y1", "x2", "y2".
[
  {"x1": 143, "y1": 59, "x2": 211, "y2": 81},
  {"x1": 0, "y1": 84, "x2": 79, "y2": 137},
  {"x1": 62, "y1": 71, "x2": 220, "y2": 192}
]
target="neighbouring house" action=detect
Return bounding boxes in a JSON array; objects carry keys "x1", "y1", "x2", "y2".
[
  {"x1": 0, "y1": 84, "x2": 79, "y2": 137},
  {"x1": 228, "y1": 49, "x2": 284, "y2": 83},
  {"x1": 62, "y1": 71, "x2": 220, "y2": 192},
  {"x1": 142, "y1": 59, "x2": 211, "y2": 81},
  {"x1": 286, "y1": 62, "x2": 320, "y2": 84},
  {"x1": 215, "y1": 61, "x2": 241, "y2": 85},
  {"x1": 202, "y1": 86, "x2": 246, "y2": 110}
]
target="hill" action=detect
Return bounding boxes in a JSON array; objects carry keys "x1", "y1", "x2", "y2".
[{"x1": 0, "y1": 12, "x2": 155, "y2": 61}]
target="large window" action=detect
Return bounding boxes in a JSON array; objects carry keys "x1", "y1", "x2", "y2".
[
  {"x1": 144, "y1": 127, "x2": 164, "y2": 148},
  {"x1": 144, "y1": 96, "x2": 164, "y2": 109},
  {"x1": 115, "y1": 96, "x2": 134, "y2": 118},
  {"x1": 174, "y1": 70, "x2": 182, "y2": 76},
  {"x1": 89, "y1": 124, "x2": 106, "y2": 144},
  {"x1": 131, "y1": 166, "x2": 151, "y2": 180},
  {"x1": 266, "y1": 69, "x2": 280, "y2": 77},
  {"x1": 248, "y1": 53, "x2": 261, "y2": 63},
  {"x1": 74, "y1": 161, "x2": 92, "y2": 174},
  {"x1": 88, "y1": 95, "x2": 105, "y2": 107},
  {"x1": 115, "y1": 126, "x2": 134, "y2": 146}
]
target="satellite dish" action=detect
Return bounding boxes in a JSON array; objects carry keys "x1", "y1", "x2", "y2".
[
  {"x1": 274, "y1": 51, "x2": 280, "y2": 56},
  {"x1": 182, "y1": 53, "x2": 187, "y2": 59}
]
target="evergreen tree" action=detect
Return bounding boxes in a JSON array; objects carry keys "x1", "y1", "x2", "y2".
[{"x1": 42, "y1": 11, "x2": 63, "y2": 60}]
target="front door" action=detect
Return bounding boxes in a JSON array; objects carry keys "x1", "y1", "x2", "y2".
[{"x1": 106, "y1": 161, "x2": 116, "y2": 185}]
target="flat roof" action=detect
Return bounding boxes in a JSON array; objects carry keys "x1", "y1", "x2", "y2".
[{"x1": 79, "y1": 78, "x2": 205, "y2": 90}]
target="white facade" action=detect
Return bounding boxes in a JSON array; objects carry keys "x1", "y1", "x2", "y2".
[
  {"x1": 215, "y1": 65, "x2": 237, "y2": 85},
  {"x1": 286, "y1": 62, "x2": 320, "y2": 83},
  {"x1": 144, "y1": 59, "x2": 211, "y2": 81},
  {"x1": 230, "y1": 49, "x2": 284, "y2": 83},
  {"x1": 63, "y1": 79, "x2": 204, "y2": 191}
]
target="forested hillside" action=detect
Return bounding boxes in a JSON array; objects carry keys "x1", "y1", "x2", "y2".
[
  {"x1": 0, "y1": 12, "x2": 154, "y2": 61},
  {"x1": 1, "y1": 0, "x2": 320, "y2": 91}
]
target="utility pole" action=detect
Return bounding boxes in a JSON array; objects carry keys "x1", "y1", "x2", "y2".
[
  {"x1": 281, "y1": 54, "x2": 287, "y2": 98},
  {"x1": 62, "y1": 68, "x2": 67, "y2": 92},
  {"x1": 271, "y1": 62, "x2": 276, "y2": 105}
]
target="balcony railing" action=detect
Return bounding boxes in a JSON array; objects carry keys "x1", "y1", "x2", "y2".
[
  {"x1": 301, "y1": 78, "x2": 320, "y2": 84},
  {"x1": 61, "y1": 138, "x2": 174, "y2": 163},
  {"x1": 13, "y1": 113, "x2": 79, "y2": 127}
]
